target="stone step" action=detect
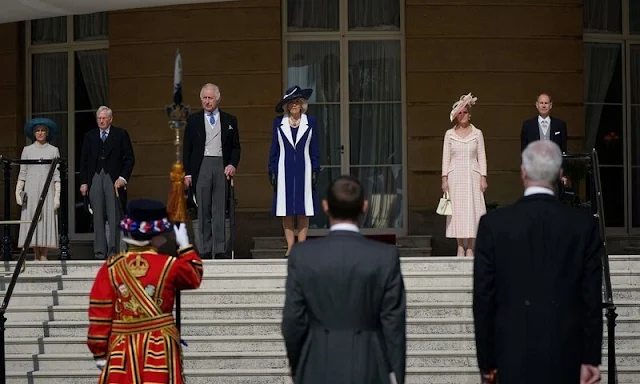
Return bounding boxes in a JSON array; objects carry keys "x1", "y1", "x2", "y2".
[
  {"x1": 3, "y1": 255, "x2": 639, "y2": 277},
  {"x1": 396, "y1": 235, "x2": 433, "y2": 249},
  {"x1": 8, "y1": 300, "x2": 640, "y2": 322},
  {"x1": 7, "y1": 285, "x2": 640, "y2": 307},
  {"x1": 7, "y1": 367, "x2": 637, "y2": 384},
  {"x1": 6, "y1": 317, "x2": 640, "y2": 338},
  {"x1": 4, "y1": 270, "x2": 640, "y2": 291},
  {"x1": 7, "y1": 332, "x2": 639, "y2": 355},
  {"x1": 251, "y1": 247, "x2": 433, "y2": 258},
  {"x1": 9, "y1": 349, "x2": 636, "y2": 372}
]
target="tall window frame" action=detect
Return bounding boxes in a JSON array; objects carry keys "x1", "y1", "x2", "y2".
[
  {"x1": 282, "y1": 0, "x2": 408, "y2": 235},
  {"x1": 584, "y1": 0, "x2": 640, "y2": 234},
  {"x1": 25, "y1": 14, "x2": 109, "y2": 240}
]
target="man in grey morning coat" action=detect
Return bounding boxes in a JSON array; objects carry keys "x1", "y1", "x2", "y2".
[{"x1": 281, "y1": 175, "x2": 407, "y2": 384}]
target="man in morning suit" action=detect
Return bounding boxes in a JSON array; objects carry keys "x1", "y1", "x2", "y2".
[
  {"x1": 473, "y1": 140, "x2": 603, "y2": 384},
  {"x1": 281, "y1": 175, "x2": 406, "y2": 384},
  {"x1": 183, "y1": 83, "x2": 241, "y2": 259},
  {"x1": 520, "y1": 93, "x2": 567, "y2": 153},
  {"x1": 80, "y1": 106, "x2": 135, "y2": 260}
]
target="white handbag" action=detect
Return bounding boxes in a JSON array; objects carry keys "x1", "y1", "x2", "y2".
[{"x1": 436, "y1": 192, "x2": 452, "y2": 216}]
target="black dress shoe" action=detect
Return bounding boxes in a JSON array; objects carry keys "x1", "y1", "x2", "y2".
[
  {"x1": 214, "y1": 252, "x2": 229, "y2": 260},
  {"x1": 201, "y1": 252, "x2": 213, "y2": 260}
]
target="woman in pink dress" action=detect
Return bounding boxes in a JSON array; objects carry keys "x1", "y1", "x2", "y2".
[{"x1": 441, "y1": 93, "x2": 488, "y2": 256}]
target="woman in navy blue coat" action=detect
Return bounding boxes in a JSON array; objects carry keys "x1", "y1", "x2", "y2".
[{"x1": 268, "y1": 86, "x2": 321, "y2": 256}]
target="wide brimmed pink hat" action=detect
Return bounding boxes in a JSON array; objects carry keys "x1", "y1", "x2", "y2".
[{"x1": 449, "y1": 93, "x2": 477, "y2": 122}]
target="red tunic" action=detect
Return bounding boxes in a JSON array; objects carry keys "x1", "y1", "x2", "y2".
[{"x1": 87, "y1": 245, "x2": 203, "y2": 384}]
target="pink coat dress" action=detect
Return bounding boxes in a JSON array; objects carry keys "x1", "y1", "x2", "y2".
[{"x1": 441, "y1": 125, "x2": 487, "y2": 238}]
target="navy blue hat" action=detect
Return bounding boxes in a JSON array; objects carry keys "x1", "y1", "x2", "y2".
[
  {"x1": 119, "y1": 199, "x2": 173, "y2": 240},
  {"x1": 275, "y1": 85, "x2": 313, "y2": 113},
  {"x1": 24, "y1": 118, "x2": 59, "y2": 142}
]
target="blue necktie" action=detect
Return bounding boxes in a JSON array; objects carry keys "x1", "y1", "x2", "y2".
[
  {"x1": 209, "y1": 113, "x2": 215, "y2": 125},
  {"x1": 101, "y1": 130, "x2": 107, "y2": 142}
]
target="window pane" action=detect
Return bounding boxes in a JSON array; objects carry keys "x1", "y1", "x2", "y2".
[
  {"x1": 631, "y1": 45, "x2": 640, "y2": 105},
  {"x1": 349, "y1": 40, "x2": 401, "y2": 102},
  {"x1": 599, "y1": 167, "x2": 624, "y2": 227},
  {"x1": 584, "y1": 43, "x2": 622, "y2": 153},
  {"x1": 583, "y1": 0, "x2": 621, "y2": 33},
  {"x1": 32, "y1": 53, "x2": 68, "y2": 113},
  {"x1": 350, "y1": 104, "x2": 401, "y2": 166},
  {"x1": 307, "y1": 104, "x2": 341, "y2": 167},
  {"x1": 590, "y1": 105, "x2": 623, "y2": 166},
  {"x1": 632, "y1": 107, "x2": 640, "y2": 166},
  {"x1": 288, "y1": 42, "x2": 340, "y2": 103},
  {"x1": 74, "y1": 13, "x2": 108, "y2": 41},
  {"x1": 349, "y1": 0, "x2": 400, "y2": 31},
  {"x1": 633, "y1": 168, "x2": 640, "y2": 227},
  {"x1": 74, "y1": 111, "x2": 99, "y2": 234},
  {"x1": 350, "y1": 166, "x2": 403, "y2": 229},
  {"x1": 287, "y1": 0, "x2": 338, "y2": 31},
  {"x1": 31, "y1": 17, "x2": 66, "y2": 44},
  {"x1": 309, "y1": 166, "x2": 342, "y2": 229},
  {"x1": 75, "y1": 50, "x2": 109, "y2": 111},
  {"x1": 631, "y1": 0, "x2": 640, "y2": 34}
]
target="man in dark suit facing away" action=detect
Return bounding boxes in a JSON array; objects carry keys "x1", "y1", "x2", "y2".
[
  {"x1": 281, "y1": 175, "x2": 406, "y2": 384},
  {"x1": 473, "y1": 140, "x2": 603, "y2": 384},
  {"x1": 80, "y1": 106, "x2": 135, "y2": 260},
  {"x1": 183, "y1": 83, "x2": 241, "y2": 259}
]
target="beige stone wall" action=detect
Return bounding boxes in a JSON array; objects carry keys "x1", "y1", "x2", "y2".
[
  {"x1": 108, "y1": 0, "x2": 281, "y2": 210},
  {"x1": 405, "y1": 0, "x2": 584, "y2": 244}
]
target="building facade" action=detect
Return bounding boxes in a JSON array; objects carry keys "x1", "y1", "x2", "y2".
[{"x1": 0, "y1": 0, "x2": 637, "y2": 257}]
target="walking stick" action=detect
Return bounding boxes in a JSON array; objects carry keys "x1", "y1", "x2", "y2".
[{"x1": 229, "y1": 177, "x2": 235, "y2": 259}]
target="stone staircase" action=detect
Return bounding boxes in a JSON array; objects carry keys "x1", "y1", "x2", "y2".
[
  {"x1": 1, "y1": 255, "x2": 640, "y2": 383},
  {"x1": 250, "y1": 235, "x2": 433, "y2": 259}
]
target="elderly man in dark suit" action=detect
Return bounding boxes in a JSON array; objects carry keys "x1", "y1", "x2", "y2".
[
  {"x1": 79, "y1": 106, "x2": 135, "y2": 260},
  {"x1": 281, "y1": 175, "x2": 407, "y2": 384},
  {"x1": 183, "y1": 83, "x2": 241, "y2": 260},
  {"x1": 473, "y1": 140, "x2": 603, "y2": 384}
]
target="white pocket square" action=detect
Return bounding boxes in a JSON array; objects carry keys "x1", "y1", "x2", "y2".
[
  {"x1": 228, "y1": 125, "x2": 234, "y2": 130},
  {"x1": 554, "y1": 131, "x2": 560, "y2": 135}
]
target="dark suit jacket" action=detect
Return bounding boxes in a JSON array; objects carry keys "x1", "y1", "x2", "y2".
[
  {"x1": 520, "y1": 116, "x2": 567, "y2": 153},
  {"x1": 183, "y1": 109, "x2": 241, "y2": 190},
  {"x1": 79, "y1": 125, "x2": 135, "y2": 193},
  {"x1": 281, "y1": 230, "x2": 407, "y2": 384},
  {"x1": 473, "y1": 193, "x2": 603, "y2": 384}
]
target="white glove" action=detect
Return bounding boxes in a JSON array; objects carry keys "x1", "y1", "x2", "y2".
[
  {"x1": 54, "y1": 181, "x2": 61, "y2": 210},
  {"x1": 173, "y1": 223, "x2": 190, "y2": 248},
  {"x1": 96, "y1": 359, "x2": 106, "y2": 370},
  {"x1": 15, "y1": 180, "x2": 24, "y2": 206}
]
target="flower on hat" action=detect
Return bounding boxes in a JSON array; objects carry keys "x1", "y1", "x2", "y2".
[{"x1": 449, "y1": 93, "x2": 477, "y2": 122}]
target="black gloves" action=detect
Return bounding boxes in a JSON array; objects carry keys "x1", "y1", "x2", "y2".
[
  {"x1": 269, "y1": 172, "x2": 277, "y2": 191},
  {"x1": 312, "y1": 171, "x2": 318, "y2": 190}
]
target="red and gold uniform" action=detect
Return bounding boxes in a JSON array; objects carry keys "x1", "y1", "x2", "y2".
[{"x1": 87, "y1": 244, "x2": 203, "y2": 384}]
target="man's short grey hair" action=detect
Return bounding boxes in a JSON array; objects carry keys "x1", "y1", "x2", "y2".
[
  {"x1": 200, "y1": 83, "x2": 221, "y2": 101},
  {"x1": 96, "y1": 106, "x2": 113, "y2": 118},
  {"x1": 521, "y1": 140, "x2": 563, "y2": 184}
]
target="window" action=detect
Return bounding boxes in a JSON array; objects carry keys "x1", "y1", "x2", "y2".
[
  {"x1": 27, "y1": 13, "x2": 109, "y2": 236},
  {"x1": 584, "y1": 0, "x2": 640, "y2": 232},
  {"x1": 283, "y1": 0, "x2": 405, "y2": 232}
]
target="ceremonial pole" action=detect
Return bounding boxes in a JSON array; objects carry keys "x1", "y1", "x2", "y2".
[{"x1": 165, "y1": 49, "x2": 190, "y2": 333}]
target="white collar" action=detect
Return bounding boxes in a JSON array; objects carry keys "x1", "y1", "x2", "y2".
[
  {"x1": 524, "y1": 186, "x2": 554, "y2": 196},
  {"x1": 330, "y1": 223, "x2": 360, "y2": 233},
  {"x1": 206, "y1": 108, "x2": 219, "y2": 116},
  {"x1": 538, "y1": 115, "x2": 550, "y2": 123}
]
